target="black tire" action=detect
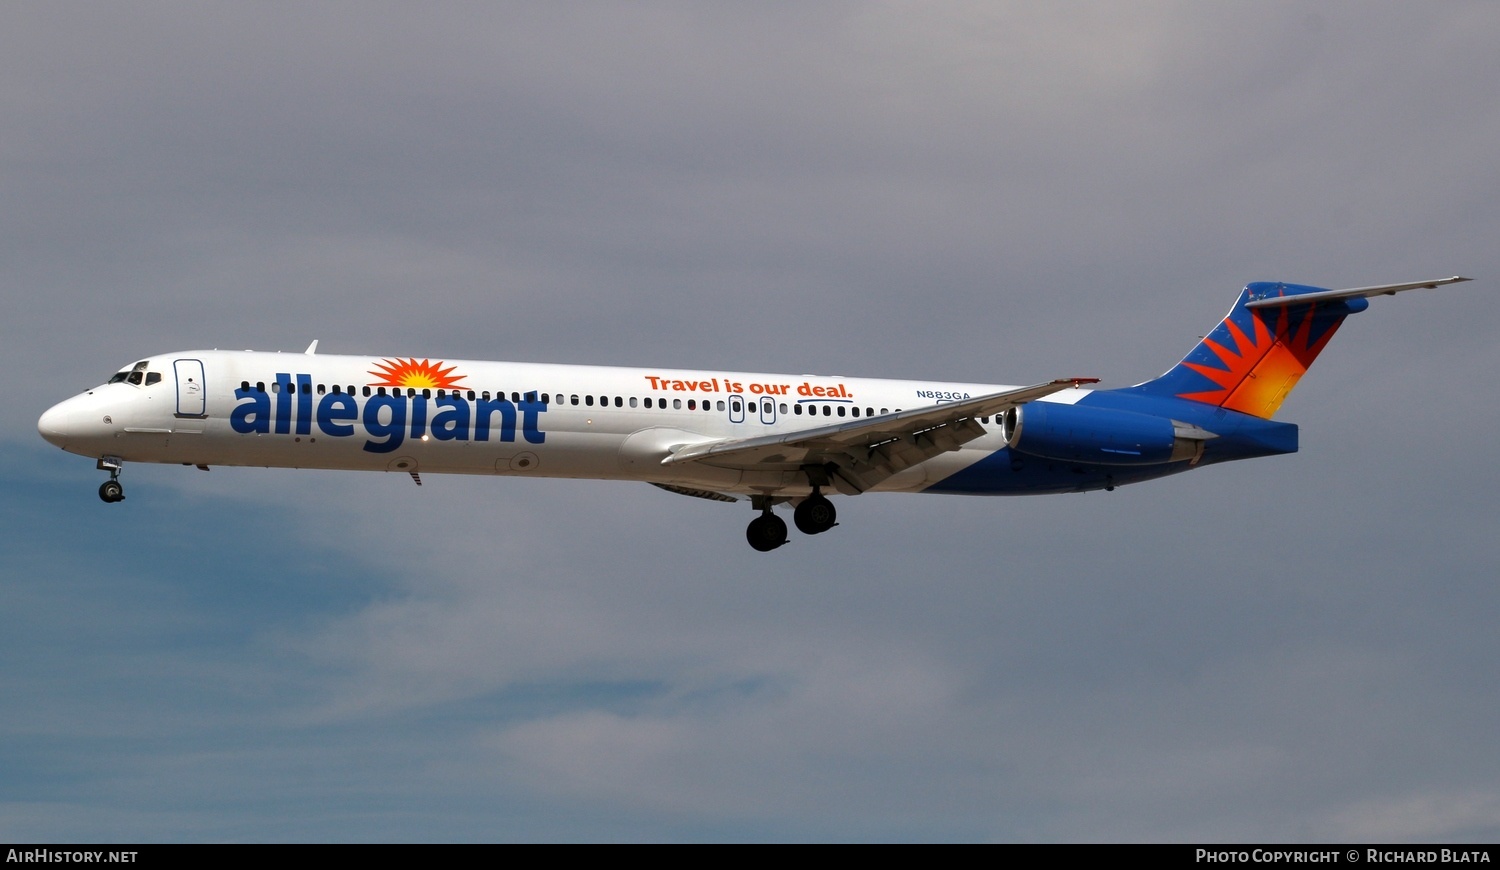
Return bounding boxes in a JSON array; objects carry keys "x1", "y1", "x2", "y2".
[
  {"x1": 793, "y1": 494, "x2": 837, "y2": 535},
  {"x1": 746, "y1": 513, "x2": 788, "y2": 551},
  {"x1": 99, "y1": 480, "x2": 124, "y2": 503}
]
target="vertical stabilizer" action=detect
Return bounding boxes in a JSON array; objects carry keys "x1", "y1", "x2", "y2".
[{"x1": 1124, "y1": 282, "x2": 1367, "y2": 419}]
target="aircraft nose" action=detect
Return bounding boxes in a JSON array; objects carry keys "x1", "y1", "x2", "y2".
[
  {"x1": 37, "y1": 402, "x2": 71, "y2": 447},
  {"x1": 38, "y1": 395, "x2": 109, "y2": 450}
]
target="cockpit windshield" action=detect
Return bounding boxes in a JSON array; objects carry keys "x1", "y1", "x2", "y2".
[{"x1": 108, "y1": 361, "x2": 153, "y2": 386}]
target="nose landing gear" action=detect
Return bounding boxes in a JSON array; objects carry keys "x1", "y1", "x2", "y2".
[{"x1": 96, "y1": 456, "x2": 125, "y2": 503}]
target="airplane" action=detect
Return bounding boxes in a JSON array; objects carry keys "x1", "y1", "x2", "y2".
[{"x1": 38, "y1": 276, "x2": 1470, "y2": 551}]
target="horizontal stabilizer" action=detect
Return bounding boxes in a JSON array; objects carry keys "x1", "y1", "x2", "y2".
[{"x1": 1245, "y1": 276, "x2": 1470, "y2": 309}]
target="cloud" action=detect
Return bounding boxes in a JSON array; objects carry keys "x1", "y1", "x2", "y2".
[{"x1": 1327, "y1": 791, "x2": 1500, "y2": 843}]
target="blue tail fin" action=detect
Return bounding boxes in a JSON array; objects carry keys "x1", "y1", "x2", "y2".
[{"x1": 1124, "y1": 281, "x2": 1372, "y2": 419}]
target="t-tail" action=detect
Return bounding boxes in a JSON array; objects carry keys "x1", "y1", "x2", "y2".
[{"x1": 1123, "y1": 276, "x2": 1471, "y2": 419}]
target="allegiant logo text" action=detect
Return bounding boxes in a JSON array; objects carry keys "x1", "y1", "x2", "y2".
[{"x1": 230, "y1": 373, "x2": 546, "y2": 453}]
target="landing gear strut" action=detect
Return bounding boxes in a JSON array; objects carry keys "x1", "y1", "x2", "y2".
[
  {"x1": 793, "y1": 489, "x2": 837, "y2": 535},
  {"x1": 97, "y1": 456, "x2": 125, "y2": 503},
  {"x1": 745, "y1": 496, "x2": 789, "y2": 552}
]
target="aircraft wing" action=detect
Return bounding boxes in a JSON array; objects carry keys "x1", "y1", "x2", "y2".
[{"x1": 661, "y1": 378, "x2": 1098, "y2": 494}]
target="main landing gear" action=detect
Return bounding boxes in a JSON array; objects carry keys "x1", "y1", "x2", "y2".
[
  {"x1": 96, "y1": 456, "x2": 125, "y2": 503},
  {"x1": 746, "y1": 508, "x2": 788, "y2": 552},
  {"x1": 744, "y1": 489, "x2": 839, "y2": 552},
  {"x1": 793, "y1": 490, "x2": 837, "y2": 536}
]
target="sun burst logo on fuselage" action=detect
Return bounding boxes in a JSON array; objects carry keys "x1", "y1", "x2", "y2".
[{"x1": 368, "y1": 357, "x2": 468, "y2": 390}]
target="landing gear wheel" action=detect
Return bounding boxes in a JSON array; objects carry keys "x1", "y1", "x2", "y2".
[
  {"x1": 746, "y1": 513, "x2": 789, "y2": 552},
  {"x1": 793, "y1": 493, "x2": 837, "y2": 535},
  {"x1": 99, "y1": 480, "x2": 124, "y2": 503}
]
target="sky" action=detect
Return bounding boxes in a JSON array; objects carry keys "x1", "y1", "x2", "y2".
[{"x1": 2, "y1": 1, "x2": 1498, "y2": 842}]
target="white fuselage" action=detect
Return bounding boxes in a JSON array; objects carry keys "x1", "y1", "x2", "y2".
[{"x1": 38, "y1": 349, "x2": 1072, "y2": 497}]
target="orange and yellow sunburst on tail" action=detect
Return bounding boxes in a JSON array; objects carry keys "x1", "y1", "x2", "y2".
[
  {"x1": 1176, "y1": 303, "x2": 1343, "y2": 419},
  {"x1": 367, "y1": 358, "x2": 468, "y2": 390}
]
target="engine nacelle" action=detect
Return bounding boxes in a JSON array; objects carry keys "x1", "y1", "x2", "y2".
[{"x1": 1001, "y1": 402, "x2": 1204, "y2": 466}]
